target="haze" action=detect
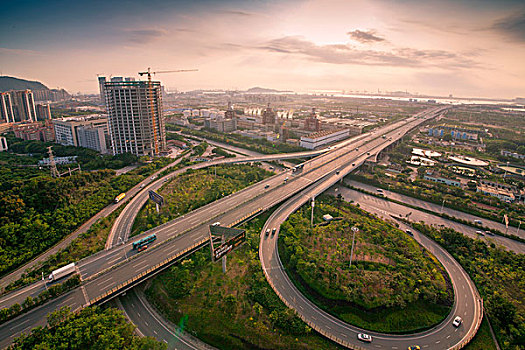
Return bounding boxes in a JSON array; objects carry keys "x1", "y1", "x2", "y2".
[{"x1": 1, "y1": 0, "x2": 524, "y2": 98}]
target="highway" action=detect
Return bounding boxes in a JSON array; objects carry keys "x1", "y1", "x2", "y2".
[
  {"x1": 329, "y1": 186, "x2": 525, "y2": 254},
  {"x1": 346, "y1": 180, "x2": 525, "y2": 240},
  {"x1": 0, "y1": 107, "x2": 446, "y2": 348},
  {"x1": 259, "y1": 152, "x2": 483, "y2": 349}
]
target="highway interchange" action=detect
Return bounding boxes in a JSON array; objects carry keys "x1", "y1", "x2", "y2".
[{"x1": 0, "y1": 105, "x2": 514, "y2": 349}]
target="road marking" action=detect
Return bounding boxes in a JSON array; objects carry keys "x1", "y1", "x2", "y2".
[
  {"x1": 145, "y1": 321, "x2": 149, "y2": 326},
  {"x1": 96, "y1": 276, "x2": 113, "y2": 286},
  {"x1": 132, "y1": 260, "x2": 149, "y2": 269},
  {"x1": 154, "y1": 330, "x2": 158, "y2": 335},
  {"x1": 163, "y1": 339, "x2": 168, "y2": 343},
  {"x1": 137, "y1": 312, "x2": 141, "y2": 318},
  {"x1": 106, "y1": 256, "x2": 122, "y2": 265},
  {"x1": 9, "y1": 318, "x2": 31, "y2": 331}
]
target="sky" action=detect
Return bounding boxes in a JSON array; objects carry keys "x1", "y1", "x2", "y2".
[{"x1": 1, "y1": 0, "x2": 524, "y2": 99}]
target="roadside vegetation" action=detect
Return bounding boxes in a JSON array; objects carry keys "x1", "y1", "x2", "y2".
[
  {"x1": 145, "y1": 211, "x2": 340, "y2": 350},
  {"x1": 0, "y1": 144, "x2": 173, "y2": 280},
  {"x1": 412, "y1": 222, "x2": 525, "y2": 350},
  {"x1": 131, "y1": 164, "x2": 272, "y2": 237},
  {"x1": 167, "y1": 124, "x2": 306, "y2": 154},
  {"x1": 10, "y1": 306, "x2": 165, "y2": 349},
  {"x1": 279, "y1": 195, "x2": 453, "y2": 333}
]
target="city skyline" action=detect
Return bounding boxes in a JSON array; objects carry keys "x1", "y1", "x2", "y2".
[{"x1": 1, "y1": 0, "x2": 524, "y2": 99}]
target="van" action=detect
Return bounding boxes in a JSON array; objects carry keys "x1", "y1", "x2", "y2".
[{"x1": 406, "y1": 230, "x2": 413, "y2": 236}]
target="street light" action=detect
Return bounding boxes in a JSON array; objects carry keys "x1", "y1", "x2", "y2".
[
  {"x1": 441, "y1": 199, "x2": 445, "y2": 213},
  {"x1": 349, "y1": 226, "x2": 359, "y2": 268}
]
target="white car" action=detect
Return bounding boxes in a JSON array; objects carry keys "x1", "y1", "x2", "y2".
[
  {"x1": 357, "y1": 333, "x2": 372, "y2": 343},
  {"x1": 453, "y1": 316, "x2": 462, "y2": 327},
  {"x1": 212, "y1": 222, "x2": 221, "y2": 226}
]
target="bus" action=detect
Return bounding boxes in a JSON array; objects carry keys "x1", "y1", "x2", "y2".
[
  {"x1": 114, "y1": 193, "x2": 126, "y2": 203},
  {"x1": 132, "y1": 234, "x2": 157, "y2": 250}
]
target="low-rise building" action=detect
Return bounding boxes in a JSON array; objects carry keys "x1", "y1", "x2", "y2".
[
  {"x1": 39, "y1": 156, "x2": 78, "y2": 166},
  {"x1": 300, "y1": 129, "x2": 350, "y2": 149},
  {"x1": 423, "y1": 170, "x2": 461, "y2": 187},
  {"x1": 477, "y1": 183, "x2": 516, "y2": 203},
  {"x1": 501, "y1": 150, "x2": 525, "y2": 160},
  {"x1": 13, "y1": 121, "x2": 55, "y2": 142}
]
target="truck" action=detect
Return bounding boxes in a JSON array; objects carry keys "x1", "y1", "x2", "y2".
[
  {"x1": 114, "y1": 193, "x2": 126, "y2": 203},
  {"x1": 48, "y1": 263, "x2": 76, "y2": 282}
]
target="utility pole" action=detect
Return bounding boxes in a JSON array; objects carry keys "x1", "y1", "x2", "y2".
[
  {"x1": 349, "y1": 226, "x2": 359, "y2": 268},
  {"x1": 517, "y1": 220, "x2": 521, "y2": 236},
  {"x1": 441, "y1": 199, "x2": 445, "y2": 213}
]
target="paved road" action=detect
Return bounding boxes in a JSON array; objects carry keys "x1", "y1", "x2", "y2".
[
  {"x1": 0, "y1": 107, "x2": 446, "y2": 348},
  {"x1": 330, "y1": 186, "x2": 525, "y2": 254},
  {"x1": 346, "y1": 181, "x2": 524, "y2": 240},
  {"x1": 259, "y1": 155, "x2": 483, "y2": 350}
]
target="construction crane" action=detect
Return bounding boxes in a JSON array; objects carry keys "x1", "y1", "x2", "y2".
[{"x1": 138, "y1": 68, "x2": 198, "y2": 155}]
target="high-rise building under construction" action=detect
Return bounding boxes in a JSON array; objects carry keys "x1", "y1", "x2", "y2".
[{"x1": 103, "y1": 79, "x2": 166, "y2": 157}]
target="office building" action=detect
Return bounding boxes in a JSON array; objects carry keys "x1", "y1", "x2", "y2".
[
  {"x1": 52, "y1": 116, "x2": 108, "y2": 153},
  {"x1": 0, "y1": 92, "x2": 14, "y2": 123},
  {"x1": 98, "y1": 76, "x2": 107, "y2": 105},
  {"x1": 36, "y1": 104, "x2": 51, "y2": 120},
  {"x1": 104, "y1": 80, "x2": 166, "y2": 157}
]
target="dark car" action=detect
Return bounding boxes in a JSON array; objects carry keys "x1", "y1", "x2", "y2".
[{"x1": 271, "y1": 228, "x2": 277, "y2": 236}]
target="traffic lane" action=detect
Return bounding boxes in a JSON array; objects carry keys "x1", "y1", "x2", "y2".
[
  {"x1": 119, "y1": 287, "x2": 214, "y2": 350},
  {"x1": 0, "y1": 280, "x2": 47, "y2": 309},
  {"x1": 346, "y1": 180, "x2": 522, "y2": 239},
  {"x1": 0, "y1": 288, "x2": 85, "y2": 349},
  {"x1": 261, "y1": 179, "x2": 478, "y2": 349},
  {"x1": 331, "y1": 186, "x2": 525, "y2": 254}
]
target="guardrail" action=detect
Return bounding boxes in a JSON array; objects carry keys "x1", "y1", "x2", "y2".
[
  {"x1": 448, "y1": 298, "x2": 484, "y2": 350},
  {"x1": 87, "y1": 237, "x2": 210, "y2": 306}
]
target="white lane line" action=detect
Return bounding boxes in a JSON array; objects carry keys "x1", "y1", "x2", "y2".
[
  {"x1": 163, "y1": 339, "x2": 168, "y2": 344},
  {"x1": 137, "y1": 312, "x2": 141, "y2": 318},
  {"x1": 153, "y1": 330, "x2": 158, "y2": 335},
  {"x1": 96, "y1": 276, "x2": 113, "y2": 286},
  {"x1": 9, "y1": 318, "x2": 31, "y2": 331},
  {"x1": 436, "y1": 340, "x2": 441, "y2": 344},
  {"x1": 145, "y1": 321, "x2": 149, "y2": 326},
  {"x1": 132, "y1": 260, "x2": 149, "y2": 269}
]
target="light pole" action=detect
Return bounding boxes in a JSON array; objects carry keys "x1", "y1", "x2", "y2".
[
  {"x1": 349, "y1": 226, "x2": 359, "y2": 268},
  {"x1": 311, "y1": 197, "x2": 315, "y2": 227},
  {"x1": 440, "y1": 199, "x2": 445, "y2": 213},
  {"x1": 517, "y1": 221, "x2": 521, "y2": 236},
  {"x1": 503, "y1": 161, "x2": 510, "y2": 180}
]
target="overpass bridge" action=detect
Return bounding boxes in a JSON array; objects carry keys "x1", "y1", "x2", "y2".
[{"x1": 0, "y1": 107, "x2": 448, "y2": 348}]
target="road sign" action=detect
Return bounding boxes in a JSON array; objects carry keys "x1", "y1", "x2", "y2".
[
  {"x1": 209, "y1": 225, "x2": 246, "y2": 262},
  {"x1": 148, "y1": 190, "x2": 164, "y2": 206}
]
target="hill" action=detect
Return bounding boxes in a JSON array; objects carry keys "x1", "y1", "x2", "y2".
[
  {"x1": 245, "y1": 86, "x2": 291, "y2": 93},
  {"x1": 0, "y1": 76, "x2": 49, "y2": 92}
]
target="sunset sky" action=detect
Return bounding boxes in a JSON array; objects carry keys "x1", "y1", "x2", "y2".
[{"x1": 1, "y1": 0, "x2": 524, "y2": 98}]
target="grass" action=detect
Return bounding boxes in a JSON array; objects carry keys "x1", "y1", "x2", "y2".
[
  {"x1": 464, "y1": 317, "x2": 498, "y2": 350},
  {"x1": 145, "y1": 211, "x2": 342, "y2": 350},
  {"x1": 279, "y1": 195, "x2": 453, "y2": 333}
]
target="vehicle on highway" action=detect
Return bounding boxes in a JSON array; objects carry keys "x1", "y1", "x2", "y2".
[
  {"x1": 476, "y1": 230, "x2": 484, "y2": 236},
  {"x1": 138, "y1": 244, "x2": 148, "y2": 252},
  {"x1": 453, "y1": 316, "x2": 462, "y2": 327},
  {"x1": 114, "y1": 193, "x2": 126, "y2": 203},
  {"x1": 265, "y1": 229, "x2": 270, "y2": 237},
  {"x1": 151, "y1": 175, "x2": 157, "y2": 180},
  {"x1": 406, "y1": 229, "x2": 413, "y2": 236},
  {"x1": 407, "y1": 346, "x2": 420, "y2": 350},
  {"x1": 352, "y1": 163, "x2": 355, "y2": 166},
  {"x1": 486, "y1": 230, "x2": 494, "y2": 236},
  {"x1": 382, "y1": 135, "x2": 386, "y2": 139},
  {"x1": 212, "y1": 222, "x2": 221, "y2": 226},
  {"x1": 269, "y1": 166, "x2": 274, "y2": 170},
  {"x1": 140, "y1": 184, "x2": 145, "y2": 188},
  {"x1": 336, "y1": 170, "x2": 340, "y2": 175},
  {"x1": 265, "y1": 184, "x2": 270, "y2": 189},
  {"x1": 367, "y1": 152, "x2": 370, "y2": 155},
  {"x1": 377, "y1": 189, "x2": 383, "y2": 193},
  {"x1": 357, "y1": 333, "x2": 372, "y2": 343},
  {"x1": 474, "y1": 219, "x2": 482, "y2": 225},
  {"x1": 132, "y1": 234, "x2": 157, "y2": 250},
  {"x1": 284, "y1": 177, "x2": 288, "y2": 182},
  {"x1": 271, "y1": 228, "x2": 276, "y2": 236},
  {"x1": 355, "y1": 148, "x2": 359, "y2": 151},
  {"x1": 48, "y1": 263, "x2": 76, "y2": 282}
]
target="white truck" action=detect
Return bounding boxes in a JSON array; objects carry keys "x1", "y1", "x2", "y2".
[{"x1": 48, "y1": 263, "x2": 76, "y2": 282}]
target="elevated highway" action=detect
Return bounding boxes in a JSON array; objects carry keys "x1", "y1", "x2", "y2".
[{"x1": 0, "y1": 107, "x2": 447, "y2": 348}]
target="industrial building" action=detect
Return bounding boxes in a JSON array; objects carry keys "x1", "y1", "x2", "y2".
[
  {"x1": 300, "y1": 129, "x2": 350, "y2": 149},
  {"x1": 103, "y1": 79, "x2": 166, "y2": 157}
]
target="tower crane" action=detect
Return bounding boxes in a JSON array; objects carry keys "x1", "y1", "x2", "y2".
[{"x1": 138, "y1": 68, "x2": 198, "y2": 155}]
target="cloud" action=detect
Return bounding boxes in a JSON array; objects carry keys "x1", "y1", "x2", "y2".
[
  {"x1": 347, "y1": 29, "x2": 385, "y2": 43},
  {"x1": 0, "y1": 47, "x2": 43, "y2": 56},
  {"x1": 219, "y1": 10, "x2": 253, "y2": 17},
  {"x1": 491, "y1": 10, "x2": 525, "y2": 42},
  {"x1": 126, "y1": 29, "x2": 167, "y2": 44},
  {"x1": 259, "y1": 36, "x2": 479, "y2": 69}
]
